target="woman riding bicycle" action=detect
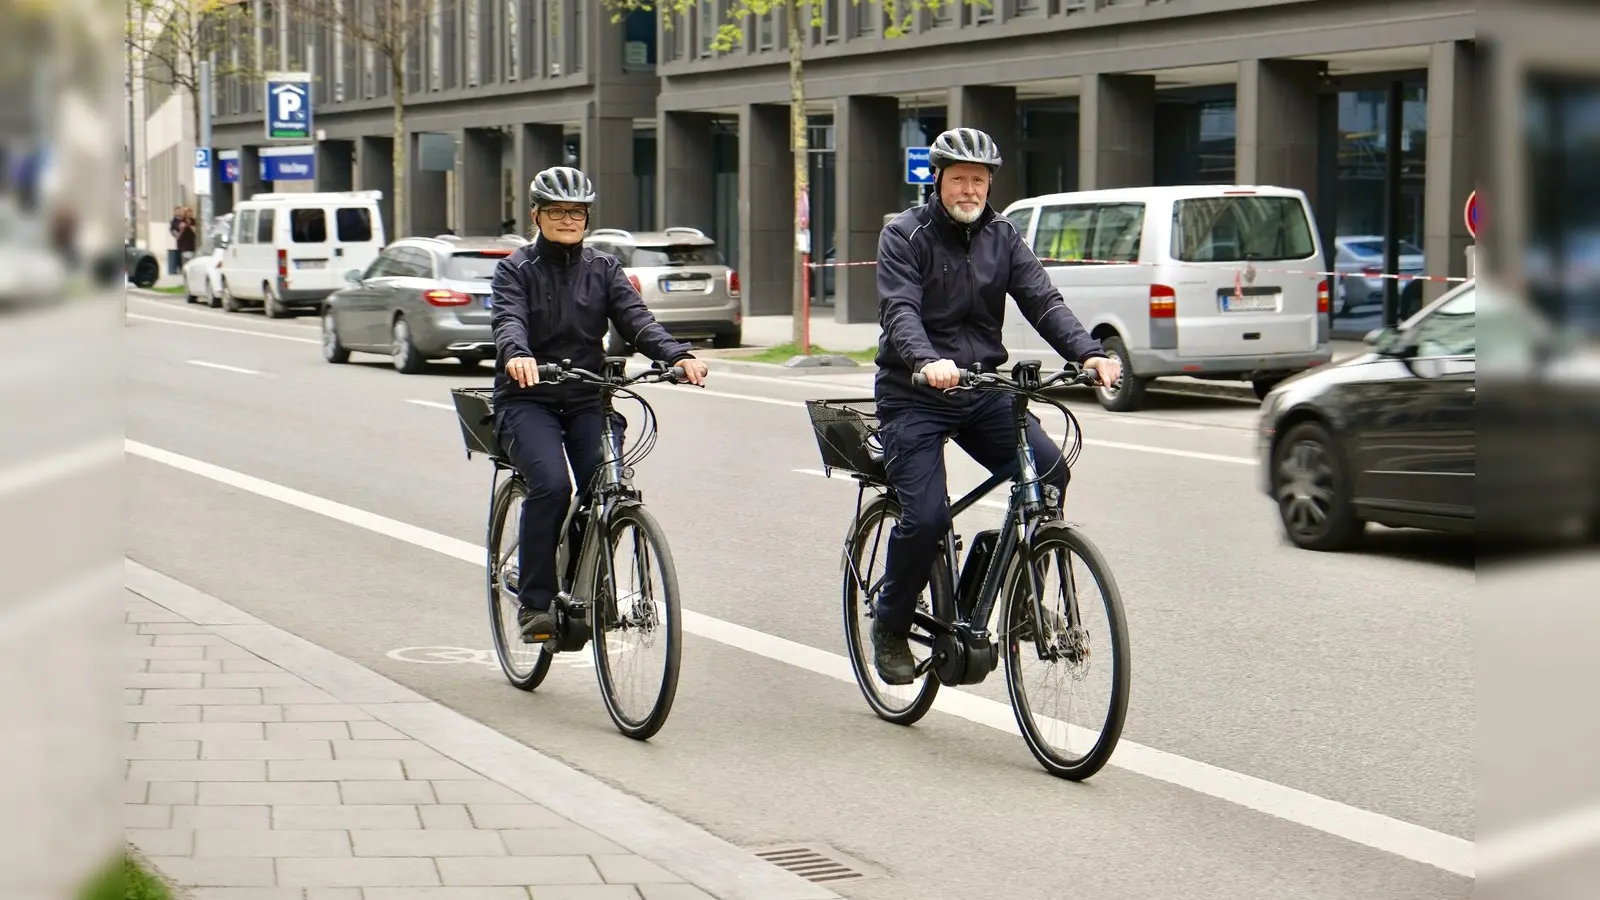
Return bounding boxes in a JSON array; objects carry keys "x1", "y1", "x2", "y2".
[{"x1": 490, "y1": 165, "x2": 711, "y2": 644}]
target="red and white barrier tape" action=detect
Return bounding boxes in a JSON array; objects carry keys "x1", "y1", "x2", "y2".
[{"x1": 805, "y1": 255, "x2": 1472, "y2": 285}]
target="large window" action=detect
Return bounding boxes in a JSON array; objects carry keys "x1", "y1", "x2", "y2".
[{"x1": 1171, "y1": 196, "x2": 1316, "y2": 263}]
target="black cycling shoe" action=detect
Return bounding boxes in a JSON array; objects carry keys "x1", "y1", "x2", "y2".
[
  {"x1": 517, "y1": 607, "x2": 558, "y2": 645},
  {"x1": 871, "y1": 621, "x2": 917, "y2": 686}
]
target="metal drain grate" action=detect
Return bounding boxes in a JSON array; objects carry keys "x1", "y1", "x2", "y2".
[{"x1": 751, "y1": 843, "x2": 885, "y2": 885}]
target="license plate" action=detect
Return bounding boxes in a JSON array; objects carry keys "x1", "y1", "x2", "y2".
[
  {"x1": 297, "y1": 259, "x2": 326, "y2": 270},
  {"x1": 481, "y1": 296, "x2": 493, "y2": 308},
  {"x1": 1222, "y1": 292, "x2": 1278, "y2": 313},
  {"x1": 662, "y1": 280, "x2": 705, "y2": 293}
]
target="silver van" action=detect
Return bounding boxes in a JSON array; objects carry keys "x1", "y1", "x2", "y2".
[{"x1": 1001, "y1": 185, "x2": 1333, "y2": 411}]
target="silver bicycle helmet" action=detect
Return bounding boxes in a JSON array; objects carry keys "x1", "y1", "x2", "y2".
[
  {"x1": 528, "y1": 166, "x2": 597, "y2": 205},
  {"x1": 928, "y1": 127, "x2": 1003, "y2": 172}
]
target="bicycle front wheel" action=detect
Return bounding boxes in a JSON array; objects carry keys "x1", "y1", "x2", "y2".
[
  {"x1": 486, "y1": 476, "x2": 554, "y2": 691},
  {"x1": 1001, "y1": 522, "x2": 1130, "y2": 780},
  {"x1": 591, "y1": 504, "x2": 682, "y2": 741}
]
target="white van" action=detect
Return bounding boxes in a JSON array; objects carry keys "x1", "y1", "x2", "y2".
[
  {"x1": 220, "y1": 190, "x2": 386, "y2": 318},
  {"x1": 1000, "y1": 185, "x2": 1333, "y2": 411}
]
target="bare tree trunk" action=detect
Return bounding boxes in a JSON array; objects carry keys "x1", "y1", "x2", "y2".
[
  {"x1": 390, "y1": 53, "x2": 406, "y2": 238},
  {"x1": 787, "y1": 1, "x2": 808, "y2": 351}
]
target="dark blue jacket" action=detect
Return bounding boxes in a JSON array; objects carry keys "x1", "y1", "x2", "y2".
[
  {"x1": 874, "y1": 198, "x2": 1106, "y2": 407},
  {"x1": 490, "y1": 236, "x2": 695, "y2": 408}
]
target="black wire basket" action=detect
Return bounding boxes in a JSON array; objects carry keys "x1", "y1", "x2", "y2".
[
  {"x1": 804, "y1": 398, "x2": 887, "y2": 483},
  {"x1": 449, "y1": 387, "x2": 504, "y2": 461}
]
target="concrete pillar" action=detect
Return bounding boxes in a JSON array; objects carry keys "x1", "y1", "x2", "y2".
[
  {"x1": 658, "y1": 110, "x2": 714, "y2": 233},
  {"x1": 738, "y1": 103, "x2": 792, "y2": 317},
  {"x1": 356, "y1": 136, "x2": 395, "y2": 241},
  {"x1": 834, "y1": 95, "x2": 899, "y2": 324},
  {"x1": 582, "y1": 111, "x2": 636, "y2": 230},
  {"x1": 457, "y1": 128, "x2": 503, "y2": 237},
  {"x1": 1079, "y1": 73, "x2": 1155, "y2": 190},
  {"x1": 513, "y1": 123, "x2": 567, "y2": 214},
  {"x1": 407, "y1": 132, "x2": 452, "y2": 238},
  {"x1": 1424, "y1": 40, "x2": 1476, "y2": 304},
  {"x1": 1237, "y1": 59, "x2": 1321, "y2": 202},
  {"x1": 235, "y1": 146, "x2": 264, "y2": 204},
  {"x1": 315, "y1": 141, "x2": 355, "y2": 193},
  {"x1": 947, "y1": 85, "x2": 1020, "y2": 209}
]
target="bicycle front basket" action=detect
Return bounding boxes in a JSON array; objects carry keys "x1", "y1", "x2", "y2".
[
  {"x1": 449, "y1": 388, "x2": 504, "y2": 460},
  {"x1": 804, "y1": 398, "x2": 887, "y2": 483}
]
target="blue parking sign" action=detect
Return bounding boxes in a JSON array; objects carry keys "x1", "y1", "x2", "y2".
[
  {"x1": 194, "y1": 148, "x2": 211, "y2": 169},
  {"x1": 905, "y1": 147, "x2": 934, "y2": 185},
  {"x1": 265, "y1": 72, "x2": 313, "y2": 140}
]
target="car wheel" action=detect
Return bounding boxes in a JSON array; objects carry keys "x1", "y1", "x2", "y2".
[
  {"x1": 1093, "y1": 336, "x2": 1148, "y2": 413},
  {"x1": 391, "y1": 316, "x2": 426, "y2": 374},
  {"x1": 1272, "y1": 421, "x2": 1363, "y2": 551},
  {"x1": 1252, "y1": 377, "x2": 1284, "y2": 400},
  {"x1": 133, "y1": 258, "x2": 158, "y2": 288},
  {"x1": 262, "y1": 283, "x2": 289, "y2": 318},
  {"x1": 322, "y1": 310, "x2": 351, "y2": 364},
  {"x1": 222, "y1": 282, "x2": 242, "y2": 313}
]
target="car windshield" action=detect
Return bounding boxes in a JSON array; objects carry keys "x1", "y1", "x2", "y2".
[
  {"x1": 1345, "y1": 239, "x2": 1424, "y2": 257},
  {"x1": 1171, "y1": 195, "x2": 1317, "y2": 263},
  {"x1": 622, "y1": 243, "x2": 725, "y2": 267},
  {"x1": 444, "y1": 250, "x2": 512, "y2": 281}
]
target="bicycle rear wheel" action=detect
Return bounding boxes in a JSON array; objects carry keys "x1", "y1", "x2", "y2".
[
  {"x1": 1001, "y1": 522, "x2": 1130, "y2": 780},
  {"x1": 592, "y1": 503, "x2": 682, "y2": 741},
  {"x1": 842, "y1": 495, "x2": 954, "y2": 726},
  {"x1": 486, "y1": 476, "x2": 553, "y2": 691}
]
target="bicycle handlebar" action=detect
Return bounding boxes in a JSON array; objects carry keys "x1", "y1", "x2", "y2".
[
  {"x1": 533, "y1": 359, "x2": 690, "y2": 387},
  {"x1": 911, "y1": 361, "x2": 1102, "y2": 391}
]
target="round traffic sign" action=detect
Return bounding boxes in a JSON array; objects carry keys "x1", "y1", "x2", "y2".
[{"x1": 1464, "y1": 190, "x2": 1479, "y2": 239}]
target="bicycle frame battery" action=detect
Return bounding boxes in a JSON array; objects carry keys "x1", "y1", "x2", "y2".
[{"x1": 956, "y1": 529, "x2": 1001, "y2": 620}]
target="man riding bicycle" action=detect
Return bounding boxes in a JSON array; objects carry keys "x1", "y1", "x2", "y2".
[
  {"x1": 869, "y1": 127, "x2": 1121, "y2": 685},
  {"x1": 490, "y1": 165, "x2": 710, "y2": 644}
]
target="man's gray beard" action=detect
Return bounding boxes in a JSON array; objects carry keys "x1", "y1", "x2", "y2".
[{"x1": 947, "y1": 203, "x2": 981, "y2": 224}]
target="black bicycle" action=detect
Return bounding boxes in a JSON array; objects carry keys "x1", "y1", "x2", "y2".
[
  {"x1": 450, "y1": 357, "x2": 688, "y2": 741},
  {"x1": 805, "y1": 359, "x2": 1131, "y2": 780}
]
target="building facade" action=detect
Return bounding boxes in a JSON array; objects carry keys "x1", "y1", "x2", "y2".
[{"x1": 197, "y1": 0, "x2": 1474, "y2": 338}]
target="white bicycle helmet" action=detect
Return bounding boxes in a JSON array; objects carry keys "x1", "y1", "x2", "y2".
[
  {"x1": 528, "y1": 166, "x2": 597, "y2": 205},
  {"x1": 928, "y1": 127, "x2": 1003, "y2": 172}
]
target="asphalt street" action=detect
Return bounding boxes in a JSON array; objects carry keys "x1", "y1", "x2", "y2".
[{"x1": 124, "y1": 292, "x2": 1474, "y2": 900}]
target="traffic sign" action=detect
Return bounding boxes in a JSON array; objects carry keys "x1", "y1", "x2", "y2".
[
  {"x1": 905, "y1": 147, "x2": 933, "y2": 185},
  {"x1": 265, "y1": 72, "x2": 313, "y2": 140},
  {"x1": 193, "y1": 146, "x2": 212, "y2": 196},
  {"x1": 1464, "y1": 190, "x2": 1479, "y2": 239}
]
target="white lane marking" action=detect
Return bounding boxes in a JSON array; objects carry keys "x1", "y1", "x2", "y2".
[
  {"x1": 127, "y1": 293, "x2": 320, "y2": 329},
  {"x1": 124, "y1": 437, "x2": 1470, "y2": 877},
  {"x1": 187, "y1": 359, "x2": 263, "y2": 376},
  {"x1": 1478, "y1": 802, "x2": 1600, "y2": 877},
  {"x1": 406, "y1": 399, "x2": 455, "y2": 411},
  {"x1": 128, "y1": 313, "x2": 321, "y2": 345},
  {"x1": 793, "y1": 468, "x2": 1010, "y2": 512},
  {"x1": 639, "y1": 385, "x2": 1255, "y2": 466}
]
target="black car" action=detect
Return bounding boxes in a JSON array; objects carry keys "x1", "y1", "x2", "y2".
[{"x1": 1258, "y1": 280, "x2": 1475, "y2": 550}]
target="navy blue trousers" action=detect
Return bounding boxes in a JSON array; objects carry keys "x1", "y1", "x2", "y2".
[
  {"x1": 495, "y1": 400, "x2": 604, "y2": 612},
  {"x1": 873, "y1": 392, "x2": 1069, "y2": 635}
]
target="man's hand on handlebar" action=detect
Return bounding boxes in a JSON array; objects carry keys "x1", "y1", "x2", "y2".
[
  {"x1": 506, "y1": 356, "x2": 539, "y2": 387},
  {"x1": 1084, "y1": 355, "x2": 1122, "y2": 388},
  {"x1": 675, "y1": 357, "x2": 710, "y2": 386},
  {"x1": 919, "y1": 359, "x2": 962, "y2": 390}
]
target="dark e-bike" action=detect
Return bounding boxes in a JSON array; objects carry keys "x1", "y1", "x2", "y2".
[
  {"x1": 805, "y1": 360, "x2": 1131, "y2": 780},
  {"x1": 451, "y1": 357, "x2": 689, "y2": 741}
]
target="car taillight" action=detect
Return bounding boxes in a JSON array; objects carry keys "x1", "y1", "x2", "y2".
[
  {"x1": 728, "y1": 270, "x2": 741, "y2": 296},
  {"x1": 276, "y1": 249, "x2": 287, "y2": 280},
  {"x1": 1317, "y1": 280, "x2": 1330, "y2": 314},
  {"x1": 627, "y1": 274, "x2": 642, "y2": 293},
  {"x1": 423, "y1": 289, "x2": 472, "y2": 307},
  {"x1": 1149, "y1": 284, "x2": 1176, "y2": 318}
]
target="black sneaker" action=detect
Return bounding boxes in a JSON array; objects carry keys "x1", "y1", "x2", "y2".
[
  {"x1": 517, "y1": 607, "x2": 557, "y2": 644},
  {"x1": 871, "y1": 621, "x2": 917, "y2": 686}
]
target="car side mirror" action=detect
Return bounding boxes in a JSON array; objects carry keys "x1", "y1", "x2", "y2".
[
  {"x1": 344, "y1": 268, "x2": 362, "y2": 284},
  {"x1": 1366, "y1": 326, "x2": 1415, "y2": 358}
]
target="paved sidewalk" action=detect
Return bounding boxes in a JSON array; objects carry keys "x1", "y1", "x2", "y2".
[{"x1": 123, "y1": 560, "x2": 838, "y2": 900}]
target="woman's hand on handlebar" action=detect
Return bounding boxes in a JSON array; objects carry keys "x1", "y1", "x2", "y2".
[{"x1": 506, "y1": 356, "x2": 539, "y2": 387}]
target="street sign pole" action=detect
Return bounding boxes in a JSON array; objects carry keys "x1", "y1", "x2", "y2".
[{"x1": 197, "y1": 58, "x2": 214, "y2": 254}]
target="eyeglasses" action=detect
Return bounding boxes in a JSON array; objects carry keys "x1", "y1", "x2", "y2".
[{"x1": 540, "y1": 207, "x2": 589, "y2": 221}]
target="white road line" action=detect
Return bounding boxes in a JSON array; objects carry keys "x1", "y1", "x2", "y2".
[
  {"x1": 0, "y1": 440, "x2": 123, "y2": 499},
  {"x1": 128, "y1": 313, "x2": 321, "y2": 345},
  {"x1": 124, "y1": 437, "x2": 1470, "y2": 878},
  {"x1": 406, "y1": 398, "x2": 455, "y2": 411},
  {"x1": 638, "y1": 384, "x2": 1255, "y2": 466},
  {"x1": 187, "y1": 359, "x2": 263, "y2": 376},
  {"x1": 1478, "y1": 803, "x2": 1600, "y2": 877},
  {"x1": 127, "y1": 293, "x2": 321, "y2": 330}
]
